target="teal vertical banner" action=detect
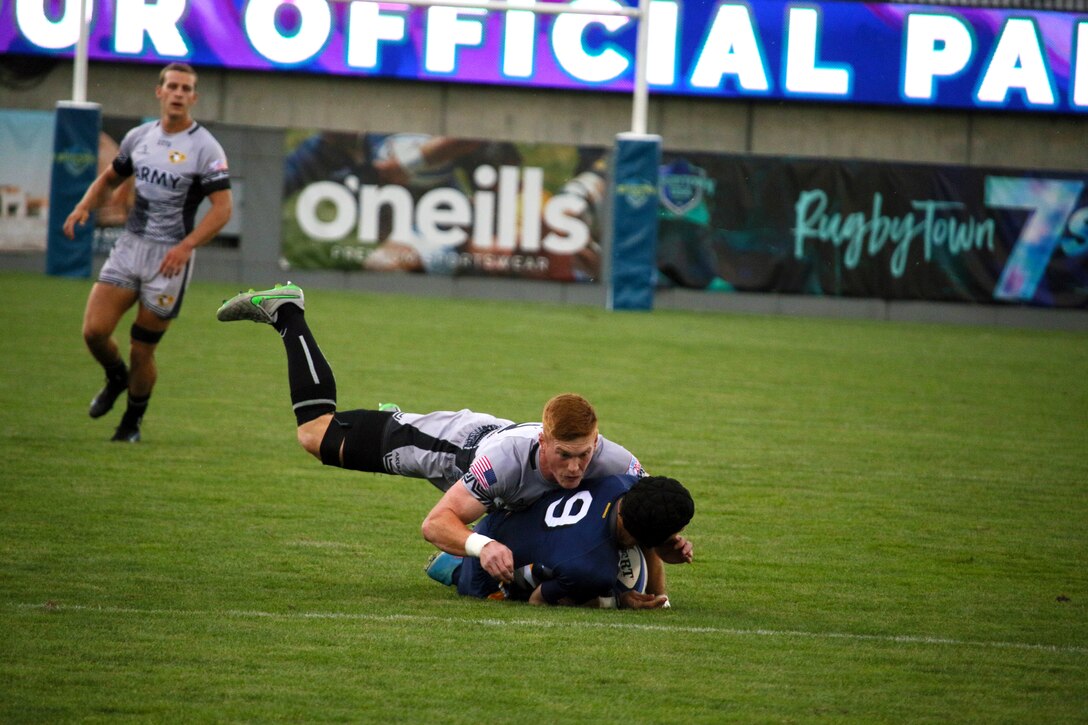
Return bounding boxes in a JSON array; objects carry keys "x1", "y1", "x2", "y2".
[
  {"x1": 608, "y1": 133, "x2": 661, "y2": 311},
  {"x1": 46, "y1": 101, "x2": 101, "y2": 278}
]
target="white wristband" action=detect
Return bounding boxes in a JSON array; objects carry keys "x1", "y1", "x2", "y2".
[{"x1": 464, "y1": 532, "x2": 494, "y2": 558}]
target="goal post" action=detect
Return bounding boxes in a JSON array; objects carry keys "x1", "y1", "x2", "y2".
[
  {"x1": 607, "y1": 0, "x2": 661, "y2": 311},
  {"x1": 46, "y1": 0, "x2": 98, "y2": 278}
]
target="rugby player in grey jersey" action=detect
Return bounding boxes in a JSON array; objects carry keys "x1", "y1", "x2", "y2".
[
  {"x1": 216, "y1": 284, "x2": 690, "y2": 585},
  {"x1": 64, "y1": 63, "x2": 232, "y2": 442}
]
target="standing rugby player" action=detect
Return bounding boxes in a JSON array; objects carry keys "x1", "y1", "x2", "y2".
[{"x1": 65, "y1": 63, "x2": 232, "y2": 442}]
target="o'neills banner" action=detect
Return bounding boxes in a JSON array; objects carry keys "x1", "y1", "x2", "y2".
[
  {"x1": 656, "y1": 153, "x2": 1088, "y2": 308},
  {"x1": 282, "y1": 130, "x2": 606, "y2": 282}
]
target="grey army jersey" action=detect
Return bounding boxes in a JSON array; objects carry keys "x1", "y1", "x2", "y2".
[
  {"x1": 113, "y1": 120, "x2": 230, "y2": 245},
  {"x1": 462, "y1": 423, "x2": 645, "y2": 512}
]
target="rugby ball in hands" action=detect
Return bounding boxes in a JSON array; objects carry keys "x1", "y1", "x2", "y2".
[{"x1": 616, "y1": 545, "x2": 648, "y2": 594}]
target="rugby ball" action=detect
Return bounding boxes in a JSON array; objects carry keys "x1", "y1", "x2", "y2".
[
  {"x1": 375, "y1": 133, "x2": 456, "y2": 191},
  {"x1": 615, "y1": 545, "x2": 648, "y2": 594}
]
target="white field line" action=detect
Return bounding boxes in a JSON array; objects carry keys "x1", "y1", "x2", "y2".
[{"x1": 10, "y1": 602, "x2": 1088, "y2": 656}]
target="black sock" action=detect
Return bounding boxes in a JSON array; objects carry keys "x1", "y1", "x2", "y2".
[
  {"x1": 273, "y1": 305, "x2": 337, "y2": 425},
  {"x1": 105, "y1": 360, "x2": 128, "y2": 386},
  {"x1": 120, "y1": 393, "x2": 149, "y2": 429}
]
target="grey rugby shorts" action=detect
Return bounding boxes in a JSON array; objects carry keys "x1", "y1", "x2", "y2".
[{"x1": 97, "y1": 231, "x2": 193, "y2": 319}]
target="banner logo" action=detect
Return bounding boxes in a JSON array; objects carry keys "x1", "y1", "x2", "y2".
[
  {"x1": 659, "y1": 158, "x2": 714, "y2": 216},
  {"x1": 986, "y1": 176, "x2": 1087, "y2": 301},
  {"x1": 616, "y1": 179, "x2": 657, "y2": 210},
  {"x1": 282, "y1": 131, "x2": 605, "y2": 280},
  {"x1": 793, "y1": 189, "x2": 996, "y2": 279},
  {"x1": 55, "y1": 146, "x2": 96, "y2": 177}
]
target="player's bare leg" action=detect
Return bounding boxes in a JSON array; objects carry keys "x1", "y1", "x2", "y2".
[
  {"x1": 111, "y1": 305, "x2": 171, "y2": 442},
  {"x1": 83, "y1": 282, "x2": 136, "y2": 419},
  {"x1": 297, "y1": 414, "x2": 334, "y2": 461},
  {"x1": 219, "y1": 285, "x2": 402, "y2": 472},
  {"x1": 129, "y1": 305, "x2": 169, "y2": 397}
]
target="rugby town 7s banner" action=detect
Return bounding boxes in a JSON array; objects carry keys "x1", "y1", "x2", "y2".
[{"x1": 655, "y1": 153, "x2": 1088, "y2": 308}]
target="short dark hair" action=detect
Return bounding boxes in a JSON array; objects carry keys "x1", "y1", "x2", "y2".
[
  {"x1": 159, "y1": 62, "x2": 197, "y2": 87},
  {"x1": 620, "y1": 476, "x2": 694, "y2": 548}
]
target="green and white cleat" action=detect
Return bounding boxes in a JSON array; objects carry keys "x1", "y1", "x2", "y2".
[
  {"x1": 377, "y1": 402, "x2": 401, "y2": 412},
  {"x1": 216, "y1": 282, "x2": 304, "y2": 323}
]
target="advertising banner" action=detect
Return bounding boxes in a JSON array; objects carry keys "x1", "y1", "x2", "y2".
[
  {"x1": 657, "y1": 152, "x2": 1088, "y2": 308},
  {"x1": 282, "y1": 130, "x2": 606, "y2": 282},
  {"x1": 0, "y1": 109, "x2": 142, "y2": 259},
  {"x1": 46, "y1": 102, "x2": 100, "y2": 278},
  {"x1": 2, "y1": 0, "x2": 1085, "y2": 115},
  {"x1": 0, "y1": 109, "x2": 53, "y2": 252}
]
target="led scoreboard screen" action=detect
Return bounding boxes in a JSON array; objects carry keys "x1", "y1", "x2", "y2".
[{"x1": 2, "y1": 0, "x2": 1085, "y2": 114}]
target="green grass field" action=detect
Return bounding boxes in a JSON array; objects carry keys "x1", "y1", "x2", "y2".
[{"x1": 2, "y1": 270, "x2": 1086, "y2": 723}]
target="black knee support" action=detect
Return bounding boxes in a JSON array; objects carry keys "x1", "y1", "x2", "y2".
[
  {"x1": 318, "y1": 409, "x2": 394, "y2": 472},
  {"x1": 131, "y1": 323, "x2": 165, "y2": 345}
]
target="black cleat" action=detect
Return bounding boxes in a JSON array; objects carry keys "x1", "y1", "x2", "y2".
[
  {"x1": 110, "y1": 425, "x2": 141, "y2": 443},
  {"x1": 89, "y1": 378, "x2": 128, "y2": 419}
]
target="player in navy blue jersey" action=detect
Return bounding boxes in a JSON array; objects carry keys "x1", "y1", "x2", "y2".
[
  {"x1": 433, "y1": 474, "x2": 694, "y2": 609},
  {"x1": 65, "y1": 62, "x2": 232, "y2": 442}
]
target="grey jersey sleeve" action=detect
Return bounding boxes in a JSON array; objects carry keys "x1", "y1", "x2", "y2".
[
  {"x1": 585, "y1": 435, "x2": 646, "y2": 479},
  {"x1": 460, "y1": 436, "x2": 531, "y2": 511},
  {"x1": 197, "y1": 132, "x2": 231, "y2": 193},
  {"x1": 112, "y1": 125, "x2": 140, "y2": 177}
]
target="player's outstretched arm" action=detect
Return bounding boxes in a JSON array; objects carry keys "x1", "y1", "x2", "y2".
[
  {"x1": 643, "y1": 547, "x2": 668, "y2": 599},
  {"x1": 421, "y1": 482, "x2": 515, "y2": 583},
  {"x1": 64, "y1": 166, "x2": 123, "y2": 239}
]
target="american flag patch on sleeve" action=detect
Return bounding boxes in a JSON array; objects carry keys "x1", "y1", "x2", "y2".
[{"x1": 469, "y1": 456, "x2": 498, "y2": 489}]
